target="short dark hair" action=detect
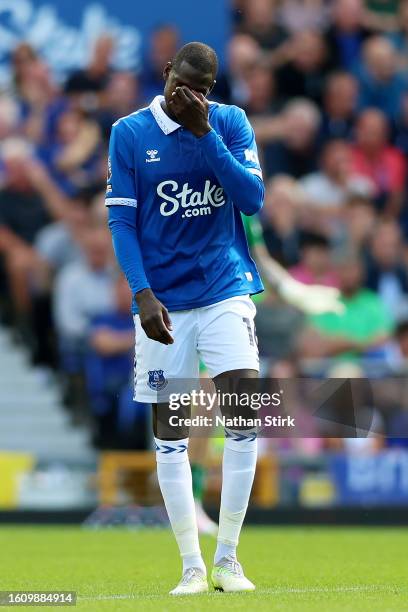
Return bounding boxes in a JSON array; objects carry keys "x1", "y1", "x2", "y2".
[{"x1": 172, "y1": 42, "x2": 218, "y2": 78}]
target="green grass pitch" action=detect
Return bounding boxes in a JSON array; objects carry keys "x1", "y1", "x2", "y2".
[{"x1": 0, "y1": 526, "x2": 407, "y2": 611}]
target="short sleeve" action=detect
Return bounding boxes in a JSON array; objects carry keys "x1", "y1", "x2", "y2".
[
  {"x1": 226, "y1": 106, "x2": 263, "y2": 180},
  {"x1": 105, "y1": 120, "x2": 138, "y2": 208}
]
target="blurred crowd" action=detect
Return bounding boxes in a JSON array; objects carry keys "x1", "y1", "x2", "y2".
[{"x1": 1, "y1": 0, "x2": 408, "y2": 449}]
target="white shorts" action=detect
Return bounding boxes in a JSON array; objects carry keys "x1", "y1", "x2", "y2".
[{"x1": 133, "y1": 295, "x2": 259, "y2": 402}]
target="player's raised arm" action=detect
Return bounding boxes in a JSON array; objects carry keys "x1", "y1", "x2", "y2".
[
  {"x1": 169, "y1": 88, "x2": 264, "y2": 216},
  {"x1": 106, "y1": 121, "x2": 173, "y2": 345}
]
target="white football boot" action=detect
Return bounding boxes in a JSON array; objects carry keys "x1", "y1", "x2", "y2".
[
  {"x1": 169, "y1": 567, "x2": 208, "y2": 596},
  {"x1": 211, "y1": 555, "x2": 255, "y2": 592}
]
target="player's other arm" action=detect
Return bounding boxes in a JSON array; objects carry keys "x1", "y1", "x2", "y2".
[
  {"x1": 106, "y1": 121, "x2": 173, "y2": 345},
  {"x1": 169, "y1": 88, "x2": 264, "y2": 215},
  {"x1": 108, "y1": 208, "x2": 173, "y2": 345},
  {"x1": 197, "y1": 108, "x2": 264, "y2": 216}
]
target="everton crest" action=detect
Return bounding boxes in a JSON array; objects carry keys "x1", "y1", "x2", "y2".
[{"x1": 148, "y1": 369, "x2": 168, "y2": 391}]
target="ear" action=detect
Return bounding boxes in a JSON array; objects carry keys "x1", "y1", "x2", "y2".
[{"x1": 163, "y1": 61, "x2": 172, "y2": 82}]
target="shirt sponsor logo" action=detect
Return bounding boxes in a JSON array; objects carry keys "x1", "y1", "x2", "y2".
[{"x1": 157, "y1": 179, "x2": 226, "y2": 218}]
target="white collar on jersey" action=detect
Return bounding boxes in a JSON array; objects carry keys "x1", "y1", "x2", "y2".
[{"x1": 149, "y1": 95, "x2": 181, "y2": 135}]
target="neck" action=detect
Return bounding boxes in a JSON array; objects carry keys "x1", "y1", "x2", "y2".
[{"x1": 160, "y1": 98, "x2": 178, "y2": 122}]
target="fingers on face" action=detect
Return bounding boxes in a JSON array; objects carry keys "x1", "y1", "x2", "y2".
[
  {"x1": 169, "y1": 88, "x2": 184, "y2": 111},
  {"x1": 182, "y1": 87, "x2": 199, "y2": 103},
  {"x1": 180, "y1": 86, "x2": 192, "y2": 102},
  {"x1": 193, "y1": 91, "x2": 205, "y2": 102},
  {"x1": 172, "y1": 86, "x2": 202, "y2": 106},
  {"x1": 173, "y1": 86, "x2": 191, "y2": 105}
]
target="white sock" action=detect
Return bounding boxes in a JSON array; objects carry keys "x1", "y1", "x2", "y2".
[
  {"x1": 155, "y1": 437, "x2": 206, "y2": 574},
  {"x1": 214, "y1": 541, "x2": 236, "y2": 562},
  {"x1": 215, "y1": 429, "x2": 257, "y2": 564}
]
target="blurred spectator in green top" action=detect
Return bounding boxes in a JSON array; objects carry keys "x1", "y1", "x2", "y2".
[{"x1": 306, "y1": 251, "x2": 393, "y2": 361}]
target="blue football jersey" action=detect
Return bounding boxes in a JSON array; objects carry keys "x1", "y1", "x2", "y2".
[{"x1": 106, "y1": 95, "x2": 264, "y2": 313}]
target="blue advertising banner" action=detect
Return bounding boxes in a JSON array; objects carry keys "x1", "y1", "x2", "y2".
[
  {"x1": 330, "y1": 450, "x2": 408, "y2": 505},
  {"x1": 0, "y1": 0, "x2": 229, "y2": 85}
]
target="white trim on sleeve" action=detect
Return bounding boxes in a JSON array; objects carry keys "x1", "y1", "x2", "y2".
[
  {"x1": 248, "y1": 168, "x2": 263, "y2": 179},
  {"x1": 105, "y1": 197, "x2": 137, "y2": 208}
]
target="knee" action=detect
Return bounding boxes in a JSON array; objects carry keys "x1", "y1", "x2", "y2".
[{"x1": 153, "y1": 402, "x2": 190, "y2": 440}]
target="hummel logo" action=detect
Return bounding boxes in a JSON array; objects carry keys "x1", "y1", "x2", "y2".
[{"x1": 146, "y1": 149, "x2": 160, "y2": 163}]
